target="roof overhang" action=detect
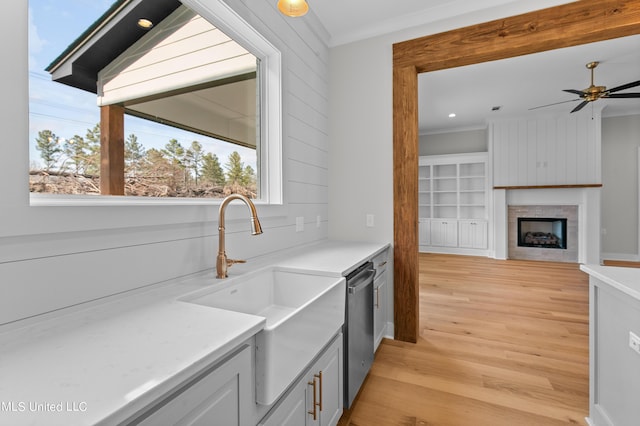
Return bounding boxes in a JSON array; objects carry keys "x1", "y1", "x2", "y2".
[{"x1": 45, "y1": 0, "x2": 182, "y2": 93}]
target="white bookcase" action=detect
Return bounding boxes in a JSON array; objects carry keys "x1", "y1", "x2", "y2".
[{"x1": 419, "y1": 153, "x2": 489, "y2": 254}]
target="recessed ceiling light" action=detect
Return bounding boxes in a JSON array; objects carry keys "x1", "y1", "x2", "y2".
[
  {"x1": 448, "y1": 113, "x2": 456, "y2": 118},
  {"x1": 137, "y1": 18, "x2": 153, "y2": 29}
]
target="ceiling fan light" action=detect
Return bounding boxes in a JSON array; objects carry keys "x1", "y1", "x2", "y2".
[{"x1": 277, "y1": 0, "x2": 309, "y2": 17}]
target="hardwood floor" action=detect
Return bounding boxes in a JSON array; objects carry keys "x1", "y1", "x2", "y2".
[{"x1": 339, "y1": 253, "x2": 589, "y2": 426}]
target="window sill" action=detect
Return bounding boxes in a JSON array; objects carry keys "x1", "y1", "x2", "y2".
[{"x1": 30, "y1": 193, "x2": 281, "y2": 208}]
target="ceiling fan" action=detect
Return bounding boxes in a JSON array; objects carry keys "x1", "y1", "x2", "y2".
[{"x1": 531, "y1": 61, "x2": 640, "y2": 113}]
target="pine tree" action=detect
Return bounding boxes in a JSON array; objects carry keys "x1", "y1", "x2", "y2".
[
  {"x1": 63, "y1": 135, "x2": 92, "y2": 175},
  {"x1": 143, "y1": 148, "x2": 173, "y2": 188},
  {"x1": 163, "y1": 139, "x2": 187, "y2": 187},
  {"x1": 185, "y1": 141, "x2": 204, "y2": 185},
  {"x1": 35, "y1": 130, "x2": 62, "y2": 171},
  {"x1": 84, "y1": 124, "x2": 101, "y2": 175},
  {"x1": 163, "y1": 139, "x2": 185, "y2": 166},
  {"x1": 202, "y1": 152, "x2": 226, "y2": 186},
  {"x1": 125, "y1": 134, "x2": 146, "y2": 177},
  {"x1": 244, "y1": 165, "x2": 256, "y2": 185},
  {"x1": 225, "y1": 151, "x2": 246, "y2": 185}
]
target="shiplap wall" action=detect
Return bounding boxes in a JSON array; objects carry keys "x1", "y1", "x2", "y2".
[
  {"x1": 491, "y1": 112, "x2": 602, "y2": 187},
  {"x1": 0, "y1": 0, "x2": 329, "y2": 325}
]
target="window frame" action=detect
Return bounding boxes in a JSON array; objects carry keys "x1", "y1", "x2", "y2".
[{"x1": 29, "y1": 0, "x2": 282, "y2": 207}]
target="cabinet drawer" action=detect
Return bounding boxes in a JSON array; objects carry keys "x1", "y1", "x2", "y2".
[
  {"x1": 371, "y1": 248, "x2": 389, "y2": 279},
  {"x1": 132, "y1": 345, "x2": 252, "y2": 426}
]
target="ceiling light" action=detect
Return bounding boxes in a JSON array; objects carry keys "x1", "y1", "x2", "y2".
[
  {"x1": 277, "y1": 0, "x2": 309, "y2": 17},
  {"x1": 137, "y1": 18, "x2": 153, "y2": 29},
  {"x1": 448, "y1": 113, "x2": 456, "y2": 118}
]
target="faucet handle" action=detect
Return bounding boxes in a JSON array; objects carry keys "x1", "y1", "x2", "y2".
[{"x1": 227, "y1": 258, "x2": 247, "y2": 267}]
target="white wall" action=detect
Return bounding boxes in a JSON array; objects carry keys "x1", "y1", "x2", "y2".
[
  {"x1": 0, "y1": 0, "x2": 330, "y2": 325},
  {"x1": 601, "y1": 114, "x2": 640, "y2": 260},
  {"x1": 327, "y1": 0, "x2": 574, "y2": 246},
  {"x1": 419, "y1": 129, "x2": 487, "y2": 156}
]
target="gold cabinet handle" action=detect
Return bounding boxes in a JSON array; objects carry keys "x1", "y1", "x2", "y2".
[
  {"x1": 315, "y1": 371, "x2": 323, "y2": 411},
  {"x1": 308, "y1": 378, "x2": 317, "y2": 420},
  {"x1": 377, "y1": 260, "x2": 387, "y2": 268}
]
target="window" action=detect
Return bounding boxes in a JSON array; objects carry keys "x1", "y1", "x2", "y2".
[{"x1": 28, "y1": 0, "x2": 281, "y2": 204}]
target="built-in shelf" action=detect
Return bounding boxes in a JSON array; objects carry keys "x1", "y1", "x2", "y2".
[{"x1": 419, "y1": 153, "x2": 489, "y2": 253}]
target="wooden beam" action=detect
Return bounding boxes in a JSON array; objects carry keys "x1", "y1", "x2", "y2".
[
  {"x1": 100, "y1": 105, "x2": 125, "y2": 195},
  {"x1": 393, "y1": 0, "x2": 640, "y2": 73},
  {"x1": 393, "y1": 65, "x2": 419, "y2": 343},
  {"x1": 392, "y1": 0, "x2": 640, "y2": 343}
]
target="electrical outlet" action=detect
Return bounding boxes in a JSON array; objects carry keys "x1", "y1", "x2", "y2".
[
  {"x1": 630, "y1": 331, "x2": 640, "y2": 355},
  {"x1": 296, "y1": 216, "x2": 304, "y2": 232},
  {"x1": 366, "y1": 214, "x2": 374, "y2": 228}
]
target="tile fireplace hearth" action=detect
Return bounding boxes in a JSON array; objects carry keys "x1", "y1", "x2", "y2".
[{"x1": 508, "y1": 205, "x2": 578, "y2": 262}]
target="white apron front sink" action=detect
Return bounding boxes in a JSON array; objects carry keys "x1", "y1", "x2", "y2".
[{"x1": 181, "y1": 267, "x2": 345, "y2": 405}]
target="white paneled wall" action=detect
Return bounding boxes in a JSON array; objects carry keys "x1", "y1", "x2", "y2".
[
  {"x1": 491, "y1": 112, "x2": 602, "y2": 187},
  {"x1": 0, "y1": 0, "x2": 329, "y2": 325}
]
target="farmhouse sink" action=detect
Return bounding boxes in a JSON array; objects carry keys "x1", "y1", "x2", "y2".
[{"x1": 181, "y1": 267, "x2": 346, "y2": 405}]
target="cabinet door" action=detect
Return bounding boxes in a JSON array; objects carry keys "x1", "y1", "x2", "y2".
[
  {"x1": 471, "y1": 221, "x2": 488, "y2": 249},
  {"x1": 314, "y1": 334, "x2": 343, "y2": 426},
  {"x1": 260, "y1": 377, "x2": 308, "y2": 426},
  {"x1": 459, "y1": 220, "x2": 488, "y2": 249},
  {"x1": 260, "y1": 334, "x2": 343, "y2": 426},
  {"x1": 431, "y1": 220, "x2": 458, "y2": 247},
  {"x1": 373, "y1": 274, "x2": 387, "y2": 351},
  {"x1": 458, "y1": 220, "x2": 473, "y2": 248},
  {"x1": 419, "y1": 218, "x2": 431, "y2": 246},
  {"x1": 137, "y1": 345, "x2": 251, "y2": 426}
]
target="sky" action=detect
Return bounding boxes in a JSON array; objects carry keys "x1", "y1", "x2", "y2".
[{"x1": 28, "y1": 0, "x2": 257, "y2": 171}]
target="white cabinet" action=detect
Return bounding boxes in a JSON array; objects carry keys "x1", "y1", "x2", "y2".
[
  {"x1": 418, "y1": 218, "x2": 431, "y2": 246},
  {"x1": 135, "y1": 343, "x2": 253, "y2": 426},
  {"x1": 419, "y1": 153, "x2": 488, "y2": 253},
  {"x1": 491, "y1": 113, "x2": 601, "y2": 187},
  {"x1": 260, "y1": 333, "x2": 343, "y2": 426},
  {"x1": 430, "y1": 219, "x2": 458, "y2": 247},
  {"x1": 372, "y1": 249, "x2": 389, "y2": 351},
  {"x1": 458, "y1": 220, "x2": 488, "y2": 249}
]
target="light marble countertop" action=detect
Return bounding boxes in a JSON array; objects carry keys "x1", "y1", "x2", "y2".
[
  {"x1": 0, "y1": 239, "x2": 389, "y2": 425},
  {"x1": 580, "y1": 264, "x2": 640, "y2": 300}
]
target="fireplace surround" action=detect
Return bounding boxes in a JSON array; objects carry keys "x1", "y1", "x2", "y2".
[{"x1": 508, "y1": 205, "x2": 578, "y2": 262}]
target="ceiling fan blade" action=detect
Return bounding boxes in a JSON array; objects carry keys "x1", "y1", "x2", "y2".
[
  {"x1": 571, "y1": 100, "x2": 589, "y2": 113},
  {"x1": 563, "y1": 89, "x2": 585, "y2": 96},
  {"x1": 604, "y1": 93, "x2": 640, "y2": 98},
  {"x1": 529, "y1": 99, "x2": 581, "y2": 110},
  {"x1": 607, "y1": 80, "x2": 640, "y2": 93}
]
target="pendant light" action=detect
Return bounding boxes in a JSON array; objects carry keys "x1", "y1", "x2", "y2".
[{"x1": 277, "y1": 0, "x2": 309, "y2": 17}]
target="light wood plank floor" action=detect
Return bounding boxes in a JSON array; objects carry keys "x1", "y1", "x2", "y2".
[{"x1": 339, "y1": 253, "x2": 589, "y2": 426}]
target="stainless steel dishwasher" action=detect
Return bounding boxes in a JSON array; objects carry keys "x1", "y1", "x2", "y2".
[{"x1": 344, "y1": 261, "x2": 376, "y2": 408}]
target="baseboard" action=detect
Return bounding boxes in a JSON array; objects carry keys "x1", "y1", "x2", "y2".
[
  {"x1": 601, "y1": 252, "x2": 640, "y2": 262},
  {"x1": 419, "y1": 247, "x2": 490, "y2": 257},
  {"x1": 384, "y1": 322, "x2": 394, "y2": 340}
]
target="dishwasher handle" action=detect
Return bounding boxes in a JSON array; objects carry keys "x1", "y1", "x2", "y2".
[{"x1": 348, "y1": 267, "x2": 375, "y2": 294}]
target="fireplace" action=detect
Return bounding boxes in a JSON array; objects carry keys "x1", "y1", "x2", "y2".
[
  {"x1": 507, "y1": 205, "x2": 578, "y2": 262},
  {"x1": 517, "y1": 217, "x2": 567, "y2": 249}
]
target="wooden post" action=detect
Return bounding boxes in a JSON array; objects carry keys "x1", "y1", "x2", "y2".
[
  {"x1": 392, "y1": 64, "x2": 419, "y2": 343},
  {"x1": 100, "y1": 105, "x2": 125, "y2": 195}
]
